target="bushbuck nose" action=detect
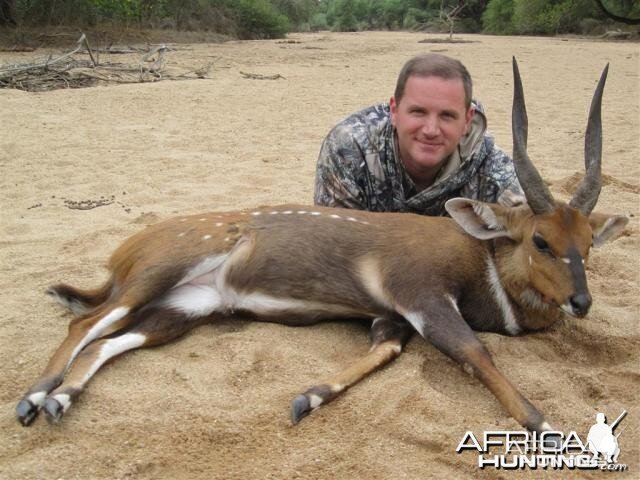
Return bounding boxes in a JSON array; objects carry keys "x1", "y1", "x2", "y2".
[{"x1": 570, "y1": 292, "x2": 592, "y2": 317}]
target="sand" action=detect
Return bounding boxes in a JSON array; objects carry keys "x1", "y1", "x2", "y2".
[{"x1": 0, "y1": 32, "x2": 638, "y2": 479}]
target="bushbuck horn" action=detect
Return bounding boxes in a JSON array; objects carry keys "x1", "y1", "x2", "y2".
[
  {"x1": 511, "y1": 57, "x2": 555, "y2": 214},
  {"x1": 569, "y1": 64, "x2": 609, "y2": 216}
]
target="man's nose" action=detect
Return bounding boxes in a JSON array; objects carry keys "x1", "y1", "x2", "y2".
[{"x1": 421, "y1": 116, "x2": 439, "y2": 136}]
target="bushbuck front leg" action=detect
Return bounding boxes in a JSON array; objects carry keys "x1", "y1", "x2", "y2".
[
  {"x1": 291, "y1": 315, "x2": 413, "y2": 424},
  {"x1": 42, "y1": 307, "x2": 205, "y2": 423},
  {"x1": 402, "y1": 296, "x2": 551, "y2": 433},
  {"x1": 16, "y1": 303, "x2": 135, "y2": 426}
]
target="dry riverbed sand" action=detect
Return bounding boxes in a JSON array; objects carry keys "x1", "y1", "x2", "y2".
[{"x1": 0, "y1": 31, "x2": 638, "y2": 479}]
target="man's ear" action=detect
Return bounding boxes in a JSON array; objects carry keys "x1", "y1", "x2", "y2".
[
  {"x1": 464, "y1": 105, "x2": 475, "y2": 134},
  {"x1": 589, "y1": 211, "x2": 629, "y2": 248},
  {"x1": 445, "y1": 198, "x2": 513, "y2": 240},
  {"x1": 389, "y1": 96, "x2": 398, "y2": 126}
]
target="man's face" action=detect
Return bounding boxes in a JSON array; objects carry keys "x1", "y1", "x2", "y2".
[{"x1": 390, "y1": 75, "x2": 474, "y2": 188}]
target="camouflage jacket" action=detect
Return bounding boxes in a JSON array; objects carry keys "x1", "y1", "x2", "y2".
[{"x1": 314, "y1": 102, "x2": 523, "y2": 216}]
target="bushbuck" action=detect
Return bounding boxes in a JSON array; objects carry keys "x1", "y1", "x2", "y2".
[{"x1": 16, "y1": 59, "x2": 627, "y2": 434}]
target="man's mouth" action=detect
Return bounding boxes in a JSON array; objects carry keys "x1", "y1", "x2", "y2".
[{"x1": 416, "y1": 140, "x2": 442, "y2": 150}]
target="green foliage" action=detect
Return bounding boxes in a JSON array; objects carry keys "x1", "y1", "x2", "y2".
[
  {"x1": 512, "y1": 0, "x2": 562, "y2": 34},
  {"x1": 387, "y1": 0, "x2": 409, "y2": 29},
  {"x1": 482, "y1": 0, "x2": 516, "y2": 34},
  {"x1": 483, "y1": 0, "x2": 604, "y2": 35},
  {"x1": 232, "y1": 0, "x2": 289, "y2": 38},
  {"x1": 599, "y1": 0, "x2": 640, "y2": 18},
  {"x1": 309, "y1": 12, "x2": 329, "y2": 30},
  {"x1": 5, "y1": 0, "x2": 629, "y2": 37},
  {"x1": 270, "y1": 0, "x2": 315, "y2": 30},
  {"x1": 331, "y1": 0, "x2": 359, "y2": 31},
  {"x1": 16, "y1": 0, "x2": 98, "y2": 25}
]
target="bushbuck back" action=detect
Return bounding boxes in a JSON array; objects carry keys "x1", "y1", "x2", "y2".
[{"x1": 16, "y1": 59, "x2": 628, "y2": 435}]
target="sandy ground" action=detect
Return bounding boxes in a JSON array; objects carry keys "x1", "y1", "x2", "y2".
[{"x1": 0, "y1": 32, "x2": 638, "y2": 479}]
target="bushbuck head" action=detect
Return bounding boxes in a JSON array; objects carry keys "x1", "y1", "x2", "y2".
[{"x1": 447, "y1": 58, "x2": 628, "y2": 322}]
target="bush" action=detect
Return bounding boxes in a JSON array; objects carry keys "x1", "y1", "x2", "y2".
[
  {"x1": 482, "y1": 0, "x2": 516, "y2": 34},
  {"x1": 309, "y1": 12, "x2": 328, "y2": 31},
  {"x1": 333, "y1": 11, "x2": 358, "y2": 31},
  {"x1": 458, "y1": 16, "x2": 481, "y2": 33},
  {"x1": 402, "y1": 11, "x2": 419, "y2": 30},
  {"x1": 232, "y1": 0, "x2": 290, "y2": 39},
  {"x1": 16, "y1": 0, "x2": 99, "y2": 26},
  {"x1": 579, "y1": 17, "x2": 605, "y2": 35}
]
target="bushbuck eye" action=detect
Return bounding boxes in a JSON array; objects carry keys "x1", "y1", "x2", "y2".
[{"x1": 532, "y1": 233, "x2": 552, "y2": 255}]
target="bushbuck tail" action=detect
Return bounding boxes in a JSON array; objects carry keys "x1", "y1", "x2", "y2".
[{"x1": 17, "y1": 59, "x2": 628, "y2": 434}]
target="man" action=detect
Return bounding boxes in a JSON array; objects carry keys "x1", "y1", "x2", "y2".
[{"x1": 314, "y1": 53, "x2": 523, "y2": 215}]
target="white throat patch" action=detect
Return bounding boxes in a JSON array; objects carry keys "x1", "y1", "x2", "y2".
[{"x1": 485, "y1": 256, "x2": 521, "y2": 335}]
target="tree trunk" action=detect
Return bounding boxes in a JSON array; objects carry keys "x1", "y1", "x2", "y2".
[{"x1": 0, "y1": 0, "x2": 16, "y2": 26}]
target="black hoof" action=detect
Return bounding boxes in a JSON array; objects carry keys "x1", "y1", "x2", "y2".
[
  {"x1": 291, "y1": 395, "x2": 311, "y2": 425},
  {"x1": 541, "y1": 432, "x2": 563, "y2": 450},
  {"x1": 44, "y1": 398, "x2": 64, "y2": 424},
  {"x1": 16, "y1": 399, "x2": 39, "y2": 427}
]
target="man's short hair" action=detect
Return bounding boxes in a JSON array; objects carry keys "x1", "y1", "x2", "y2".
[{"x1": 394, "y1": 54, "x2": 472, "y2": 108}]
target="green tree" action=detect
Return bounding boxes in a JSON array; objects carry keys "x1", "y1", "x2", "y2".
[
  {"x1": 482, "y1": 0, "x2": 515, "y2": 33},
  {"x1": 381, "y1": 0, "x2": 408, "y2": 29},
  {"x1": 270, "y1": 0, "x2": 316, "y2": 29},
  {"x1": 232, "y1": 0, "x2": 290, "y2": 38},
  {"x1": 330, "y1": 0, "x2": 359, "y2": 31}
]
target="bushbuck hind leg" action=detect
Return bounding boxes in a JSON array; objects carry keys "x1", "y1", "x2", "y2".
[
  {"x1": 16, "y1": 303, "x2": 136, "y2": 426},
  {"x1": 291, "y1": 315, "x2": 413, "y2": 424},
  {"x1": 47, "y1": 278, "x2": 114, "y2": 316},
  {"x1": 42, "y1": 306, "x2": 205, "y2": 423},
  {"x1": 402, "y1": 295, "x2": 552, "y2": 434},
  {"x1": 17, "y1": 263, "x2": 198, "y2": 426}
]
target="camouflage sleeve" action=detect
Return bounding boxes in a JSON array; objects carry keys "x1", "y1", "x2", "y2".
[
  {"x1": 463, "y1": 139, "x2": 524, "y2": 205},
  {"x1": 490, "y1": 142, "x2": 524, "y2": 200},
  {"x1": 313, "y1": 125, "x2": 367, "y2": 209}
]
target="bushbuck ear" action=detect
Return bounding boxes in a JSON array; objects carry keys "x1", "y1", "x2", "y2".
[
  {"x1": 445, "y1": 198, "x2": 511, "y2": 240},
  {"x1": 589, "y1": 212, "x2": 629, "y2": 248}
]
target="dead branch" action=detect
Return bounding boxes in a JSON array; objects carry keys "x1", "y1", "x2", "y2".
[
  {"x1": 0, "y1": 34, "x2": 211, "y2": 92},
  {"x1": 240, "y1": 71, "x2": 284, "y2": 80}
]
